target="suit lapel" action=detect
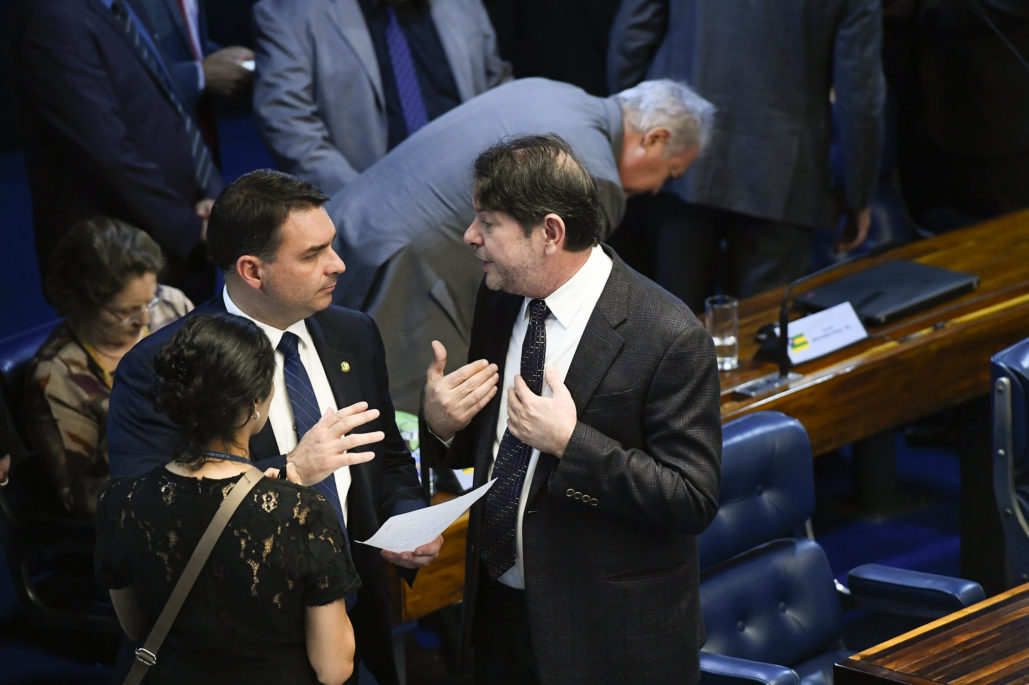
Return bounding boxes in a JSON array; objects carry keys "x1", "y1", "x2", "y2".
[
  {"x1": 526, "y1": 249, "x2": 629, "y2": 503},
  {"x1": 429, "y1": 1, "x2": 473, "y2": 100},
  {"x1": 161, "y1": 0, "x2": 195, "y2": 57},
  {"x1": 307, "y1": 312, "x2": 362, "y2": 410},
  {"x1": 332, "y1": 0, "x2": 384, "y2": 105},
  {"x1": 95, "y1": 0, "x2": 184, "y2": 110},
  {"x1": 563, "y1": 256, "x2": 629, "y2": 412},
  {"x1": 473, "y1": 290, "x2": 521, "y2": 473}
]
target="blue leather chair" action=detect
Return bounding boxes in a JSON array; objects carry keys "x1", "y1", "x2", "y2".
[
  {"x1": 991, "y1": 337, "x2": 1029, "y2": 589},
  {"x1": 0, "y1": 319, "x2": 118, "y2": 637},
  {"x1": 697, "y1": 411, "x2": 984, "y2": 685}
]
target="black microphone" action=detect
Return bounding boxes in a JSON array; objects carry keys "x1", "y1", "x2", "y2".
[{"x1": 755, "y1": 236, "x2": 903, "y2": 378}]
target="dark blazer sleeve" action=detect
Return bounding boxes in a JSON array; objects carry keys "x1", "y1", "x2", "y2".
[
  {"x1": 18, "y1": 3, "x2": 207, "y2": 259},
  {"x1": 107, "y1": 326, "x2": 181, "y2": 478},
  {"x1": 606, "y1": 0, "x2": 669, "y2": 91}
]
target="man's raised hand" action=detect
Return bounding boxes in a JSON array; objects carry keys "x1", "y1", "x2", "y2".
[
  {"x1": 423, "y1": 340, "x2": 498, "y2": 441},
  {"x1": 288, "y1": 402, "x2": 384, "y2": 485}
]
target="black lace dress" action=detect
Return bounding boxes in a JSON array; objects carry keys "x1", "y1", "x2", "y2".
[{"x1": 96, "y1": 468, "x2": 360, "y2": 684}]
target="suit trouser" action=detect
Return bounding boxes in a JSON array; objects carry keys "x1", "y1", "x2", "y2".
[{"x1": 472, "y1": 569, "x2": 541, "y2": 685}]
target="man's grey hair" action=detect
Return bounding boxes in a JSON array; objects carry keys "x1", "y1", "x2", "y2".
[{"x1": 616, "y1": 79, "x2": 716, "y2": 155}]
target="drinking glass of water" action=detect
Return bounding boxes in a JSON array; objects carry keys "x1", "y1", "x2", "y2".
[{"x1": 704, "y1": 294, "x2": 739, "y2": 371}]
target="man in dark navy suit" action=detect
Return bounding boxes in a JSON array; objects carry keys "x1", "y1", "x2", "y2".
[
  {"x1": 14, "y1": 0, "x2": 224, "y2": 304},
  {"x1": 108, "y1": 169, "x2": 441, "y2": 685}
]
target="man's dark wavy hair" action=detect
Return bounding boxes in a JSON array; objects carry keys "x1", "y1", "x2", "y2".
[{"x1": 472, "y1": 134, "x2": 606, "y2": 251}]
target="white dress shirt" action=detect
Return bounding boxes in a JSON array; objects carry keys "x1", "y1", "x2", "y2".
[
  {"x1": 494, "y1": 246, "x2": 613, "y2": 588},
  {"x1": 223, "y1": 289, "x2": 351, "y2": 523}
]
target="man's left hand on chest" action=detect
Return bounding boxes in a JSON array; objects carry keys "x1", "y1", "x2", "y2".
[{"x1": 507, "y1": 365, "x2": 576, "y2": 458}]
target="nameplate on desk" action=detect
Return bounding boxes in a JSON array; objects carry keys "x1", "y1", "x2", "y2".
[{"x1": 780, "y1": 302, "x2": 868, "y2": 365}]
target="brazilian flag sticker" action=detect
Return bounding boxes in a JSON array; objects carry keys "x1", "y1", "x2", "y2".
[{"x1": 790, "y1": 333, "x2": 810, "y2": 351}]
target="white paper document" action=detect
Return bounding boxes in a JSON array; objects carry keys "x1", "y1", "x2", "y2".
[{"x1": 357, "y1": 479, "x2": 495, "y2": 552}]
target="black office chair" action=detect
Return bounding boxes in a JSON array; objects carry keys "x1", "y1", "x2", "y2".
[
  {"x1": 697, "y1": 411, "x2": 984, "y2": 685},
  {"x1": 991, "y1": 336, "x2": 1029, "y2": 589},
  {"x1": 0, "y1": 319, "x2": 118, "y2": 638}
]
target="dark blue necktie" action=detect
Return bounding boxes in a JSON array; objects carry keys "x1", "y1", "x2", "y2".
[
  {"x1": 277, "y1": 332, "x2": 346, "y2": 536},
  {"x1": 480, "y1": 299, "x2": 549, "y2": 580},
  {"x1": 109, "y1": 0, "x2": 215, "y2": 191},
  {"x1": 384, "y1": 7, "x2": 429, "y2": 136}
]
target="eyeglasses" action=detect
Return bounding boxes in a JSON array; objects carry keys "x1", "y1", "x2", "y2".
[{"x1": 104, "y1": 294, "x2": 160, "y2": 326}]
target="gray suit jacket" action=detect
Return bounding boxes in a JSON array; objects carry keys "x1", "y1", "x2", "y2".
[
  {"x1": 253, "y1": 0, "x2": 511, "y2": 196},
  {"x1": 422, "y1": 248, "x2": 723, "y2": 683},
  {"x1": 609, "y1": 0, "x2": 885, "y2": 228},
  {"x1": 328, "y1": 78, "x2": 627, "y2": 412}
]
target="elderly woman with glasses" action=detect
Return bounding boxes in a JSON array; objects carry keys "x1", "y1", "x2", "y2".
[{"x1": 24, "y1": 216, "x2": 194, "y2": 516}]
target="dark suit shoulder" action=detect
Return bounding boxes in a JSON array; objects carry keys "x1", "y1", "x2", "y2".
[{"x1": 607, "y1": 249, "x2": 706, "y2": 333}]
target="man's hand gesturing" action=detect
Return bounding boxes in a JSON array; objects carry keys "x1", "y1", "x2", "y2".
[
  {"x1": 288, "y1": 402, "x2": 384, "y2": 485},
  {"x1": 423, "y1": 340, "x2": 498, "y2": 441}
]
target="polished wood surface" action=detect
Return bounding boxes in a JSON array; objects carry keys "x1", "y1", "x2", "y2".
[
  {"x1": 835, "y1": 582, "x2": 1029, "y2": 684},
  {"x1": 389, "y1": 209, "x2": 1029, "y2": 622},
  {"x1": 721, "y1": 209, "x2": 1029, "y2": 457}
]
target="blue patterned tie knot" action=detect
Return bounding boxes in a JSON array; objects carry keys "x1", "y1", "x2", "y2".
[{"x1": 480, "y1": 298, "x2": 550, "y2": 580}]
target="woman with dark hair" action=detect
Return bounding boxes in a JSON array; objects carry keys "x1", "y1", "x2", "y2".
[
  {"x1": 24, "y1": 216, "x2": 193, "y2": 515},
  {"x1": 95, "y1": 313, "x2": 358, "y2": 685}
]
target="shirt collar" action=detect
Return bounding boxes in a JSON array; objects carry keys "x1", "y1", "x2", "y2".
[
  {"x1": 520, "y1": 245, "x2": 612, "y2": 328},
  {"x1": 222, "y1": 288, "x2": 312, "y2": 351}
]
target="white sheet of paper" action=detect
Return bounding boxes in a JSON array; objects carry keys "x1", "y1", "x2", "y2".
[{"x1": 357, "y1": 479, "x2": 495, "y2": 552}]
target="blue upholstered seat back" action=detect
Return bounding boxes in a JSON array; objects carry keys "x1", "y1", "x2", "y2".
[
  {"x1": 0, "y1": 319, "x2": 60, "y2": 426},
  {"x1": 699, "y1": 411, "x2": 814, "y2": 570},
  {"x1": 700, "y1": 537, "x2": 843, "y2": 666},
  {"x1": 698, "y1": 412, "x2": 843, "y2": 671}
]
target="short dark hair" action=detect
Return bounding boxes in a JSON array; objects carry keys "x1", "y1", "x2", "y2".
[
  {"x1": 45, "y1": 216, "x2": 164, "y2": 320},
  {"x1": 206, "y1": 169, "x2": 328, "y2": 272},
  {"x1": 154, "y1": 314, "x2": 275, "y2": 463},
  {"x1": 473, "y1": 134, "x2": 606, "y2": 251}
]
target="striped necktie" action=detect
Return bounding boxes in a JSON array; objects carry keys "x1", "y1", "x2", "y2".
[
  {"x1": 109, "y1": 0, "x2": 215, "y2": 191},
  {"x1": 277, "y1": 332, "x2": 346, "y2": 537}
]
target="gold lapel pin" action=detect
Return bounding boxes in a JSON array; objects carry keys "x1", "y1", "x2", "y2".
[{"x1": 340, "y1": 361, "x2": 351, "y2": 373}]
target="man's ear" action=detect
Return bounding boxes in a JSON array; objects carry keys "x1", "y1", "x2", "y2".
[
  {"x1": 236, "y1": 255, "x2": 263, "y2": 289},
  {"x1": 541, "y1": 213, "x2": 566, "y2": 254},
  {"x1": 643, "y1": 127, "x2": 671, "y2": 150}
]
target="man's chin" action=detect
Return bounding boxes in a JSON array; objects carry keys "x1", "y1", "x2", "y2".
[{"x1": 483, "y1": 274, "x2": 503, "y2": 291}]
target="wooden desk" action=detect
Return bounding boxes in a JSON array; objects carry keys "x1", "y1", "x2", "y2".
[
  {"x1": 389, "y1": 209, "x2": 1029, "y2": 621},
  {"x1": 835, "y1": 582, "x2": 1029, "y2": 684},
  {"x1": 721, "y1": 209, "x2": 1029, "y2": 455}
]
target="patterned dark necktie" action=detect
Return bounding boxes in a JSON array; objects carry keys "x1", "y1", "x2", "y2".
[
  {"x1": 480, "y1": 299, "x2": 549, "y2": 580},
  {"x1": 277, "y1": 332, "x2": 346, "y2": 537},
  {"x1": 384, "y1": 6, "x2": 429, "y2": 136},
  {"x1": 109, "y1": 0, "x2": 215, "y2": 190}
]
